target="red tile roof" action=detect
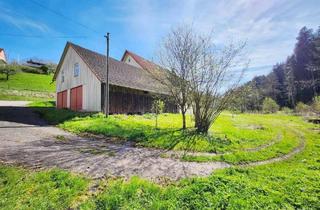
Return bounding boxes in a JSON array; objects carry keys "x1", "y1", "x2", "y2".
[{"x1": 121, "y1": 50, "x2": 163, "y2": 75}]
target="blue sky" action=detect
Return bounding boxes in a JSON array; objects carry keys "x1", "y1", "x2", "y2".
[{"x1": 0, "y1": 0, "x2": 319, "y2": 80}]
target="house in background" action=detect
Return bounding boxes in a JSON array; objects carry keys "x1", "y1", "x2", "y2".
[
  {"x1": 24, "y1": 59, "x2": 47, "y2": 68},
  {"x1": 121, "y1": 50, "x2": 160, "y2": 75},
  {"x1": 0, "y1": 48, "x2": 7, "y2": 64},
  {"x1": 53, "y1": 42, "x2": 176, "y2": 113}
]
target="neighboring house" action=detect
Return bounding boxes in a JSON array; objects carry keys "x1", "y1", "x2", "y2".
[
  {"x1": 0, "y1": 48, "x2": 7, "y2": 64},
  {"x1": 24, "y1": 58, "x2": 48, "y2": 68},
  {"x1": 121, "y1": 50, "x2": 159, "y2": 73},
  {"x1": 25, "y1": 59, "x2": 46, "y2": 68},
  {"x1": 53, "y1": 42, "x2": 176, "y2": 113}
]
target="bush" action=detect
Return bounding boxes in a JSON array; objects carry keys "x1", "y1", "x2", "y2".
[
  {"x1": 295, "y1": 102, "x2": 310, "y2": 114},
  {"x1": 40, "y1": 65, "x2": 50, "y2": 74},
  {"x1": 21, "y1": 66, "x2": 43, "y2": 74},
  {"x1": 262, "y1": 97, "x2": 279, "y2": 113},
  {"x1": 281, "y1": 106, "x2": 293, "y2": 114},
  {"x1": 311, "y1": 96, "x2": 320, "y2": 115}
]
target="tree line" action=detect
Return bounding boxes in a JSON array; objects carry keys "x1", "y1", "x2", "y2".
[{"x1": 231, "y1": 26, "x2": 320, "y2": 112}]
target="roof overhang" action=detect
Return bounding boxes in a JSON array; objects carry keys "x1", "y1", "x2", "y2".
[{"x1": 53, "y1": 42, "x2": 103, "y2": 83}]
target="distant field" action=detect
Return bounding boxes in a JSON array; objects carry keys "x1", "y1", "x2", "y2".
[{"x1": 0, "y1": 72, "x2": 56, "y2": 101}]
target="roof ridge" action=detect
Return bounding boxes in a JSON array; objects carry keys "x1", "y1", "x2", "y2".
[{"x1": 124, "y1": 50, "x2": 157, "y2": 66}]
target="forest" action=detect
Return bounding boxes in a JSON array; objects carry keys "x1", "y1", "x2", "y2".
[{"x1": 232, "y1": 26, "x2": 320, "y2": 113}]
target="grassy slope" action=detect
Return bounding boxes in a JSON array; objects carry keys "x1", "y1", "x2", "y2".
[{"x1": 0, "y1": 72, "x2": 55, "y2": 101}]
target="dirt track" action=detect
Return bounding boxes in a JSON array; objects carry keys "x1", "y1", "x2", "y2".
[{"x1": 0, "y1": 101, "x2": 229, "y2": 181}]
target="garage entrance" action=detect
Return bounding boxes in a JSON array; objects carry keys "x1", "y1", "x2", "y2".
[
  {"x1": 57, "y1": 90, "x2": 68, "y2": 109},
  {"x1": 70, "y1": 85, "x2": 83, "y2": 111}
]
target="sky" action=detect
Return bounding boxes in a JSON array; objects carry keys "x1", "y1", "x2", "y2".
[{"x1": 0, "y1": 0, "x2": 319, "y2": 80}]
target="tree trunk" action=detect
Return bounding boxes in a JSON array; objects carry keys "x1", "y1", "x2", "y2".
[
  {"x1": 182, "y1": 111, "x2": 186, "y2": 129},
  {"x1": 195, "y1": 120, "x2": 210, "y2": 133},
  {"x1": 6, "y1": 72, "x2": 9, "y2": 80}
]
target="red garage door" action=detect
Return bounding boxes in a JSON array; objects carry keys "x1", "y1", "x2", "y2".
[
  {"x1": 70, "y1": 85, "x2": 83, "y2": 111},
  {"x1": 57, "y1": 90, "x2": 67, "y2": 109}
]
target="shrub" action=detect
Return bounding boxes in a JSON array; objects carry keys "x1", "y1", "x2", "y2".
[
  {"x1": 311, "y1": 96, "x2": 320, "y2": 115},
  {"x1": 281, "y1": 106, "x2": 293, "y2": 114},
  {"x1": 262, "y1": 97, "x2": 279, "y2": 113},
  {"x1": 152, "y1": 99, "x2": 165, "y2": 128},
  {"x1": 21, "y1": 66, "x2": 43, "y2": 74},
  {"x1": 295, "y1": 102, "x2": 310, "y2": 114}
]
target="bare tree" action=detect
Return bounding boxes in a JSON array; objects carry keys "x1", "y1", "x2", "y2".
[
  {"x1": 155, "y1": 26, "x2": 199, "y2": 129},
  {"x1": 155, "y1": 25, "x2": 247, "y2": 133},
  {"x1": 190, "y1": 36, "x2": 247, "y2": 133}
]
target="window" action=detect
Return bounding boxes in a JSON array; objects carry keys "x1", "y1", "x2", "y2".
[
  {"x1": 61, "y1": 70, "x2": 64, "y2": 82},
  {"x1": 74, "y1": 63, "x2": 80, "y2": 77}
]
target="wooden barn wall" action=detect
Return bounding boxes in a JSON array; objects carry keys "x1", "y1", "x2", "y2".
[{"x1": 109, "y1": 85, "x2": 177, "y2": 114}]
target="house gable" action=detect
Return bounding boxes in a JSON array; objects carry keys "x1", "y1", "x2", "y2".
[
  {"x1": 55, "y1": 45, "x2": 101, "y2": 111},
  {"x1": 0, "y1": 48, "x2": 7, "y2": 64},
  {"x1": 122, "y1": 53, "x2": 143, "y2": 69}
]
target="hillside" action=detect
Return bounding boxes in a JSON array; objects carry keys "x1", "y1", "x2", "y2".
[
  {"x1": 0, "y1": 72, "x2": 55, "y2": 101},
  {"x1": 232, "y1": 26, "x2": 320, "y2": 111}
]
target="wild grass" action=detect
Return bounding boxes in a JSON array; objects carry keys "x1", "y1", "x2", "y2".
[
  {"x1": 0, "y1": 165, "x2": 89, "y2": 210},
  {"x1": 2, "y1": 104, "x2": 319, "y2": 209},
  {"x1": 80, "y1": 121, "x2": 319, "y2": 209},
  {"x1": 29, "y1": 102, "x2": 312, "y2": 165}
]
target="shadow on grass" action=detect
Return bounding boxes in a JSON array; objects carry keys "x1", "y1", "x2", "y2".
[
  {"x1": 138, "y1": 127, "x2": 231, "y2": 153},
  {"x1": 28, "y1": 105, "x2": 231, "y2": 152},
  {"x1": 30, "y1": 106, "x2": 94, "y2": 125}
]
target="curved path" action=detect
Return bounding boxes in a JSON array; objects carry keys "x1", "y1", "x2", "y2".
[{"x1": 0, "y1": 101, "x2": 305, "y2": 181}]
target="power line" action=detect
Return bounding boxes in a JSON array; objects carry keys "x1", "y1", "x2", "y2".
[
  {"x1": 0, "y1": 33, "x2": 88, "y2": 39},
  {"x1": 28, "y1": 0, "x2": 99, "y2": 33}
]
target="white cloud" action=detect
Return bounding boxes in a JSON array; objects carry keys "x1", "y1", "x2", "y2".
[
  {"x1": 82, "y1": 0, "x2": 319, "y2": 79},
  {"x1": 0, "y1": 9, "x2": 51, "y2": 33}
]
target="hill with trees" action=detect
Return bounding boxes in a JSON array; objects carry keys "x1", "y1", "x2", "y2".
[{"x1": 232, "y1": 26, "x2": 320, "y2": 112}]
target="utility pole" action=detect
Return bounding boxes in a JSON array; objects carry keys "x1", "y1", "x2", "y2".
[{"x1": 104, "y1": 32, "x2": 110, "y2": 117}]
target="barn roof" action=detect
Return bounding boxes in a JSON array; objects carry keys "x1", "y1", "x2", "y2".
[
  {"x1": 121, "y1": 50, "x2": 162, "y2": 75},
  {"x1": 54, "y1": 42, "x2": 168, "y2": 95}
]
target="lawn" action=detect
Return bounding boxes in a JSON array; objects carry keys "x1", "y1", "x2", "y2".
[
  {"x1": 1, "y1": 112, "x2": 319, "y2": 209},
  {"x1": 0, "y1": 72, "x2": 55, "y2": 101},
  {"x1": 2, "y1": 103, "x2": 318, "y2": 209},
  {"x1": 36, "y1": 107, "x2": 304, "y2": 164}
]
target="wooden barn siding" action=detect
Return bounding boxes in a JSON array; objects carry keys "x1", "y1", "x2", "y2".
[
  {"x1": 109, "y1": 85, "x2": 177, "y2": 114},
  {"x1": 56, "y1": 47, "x2": 101, "y2": 111}
]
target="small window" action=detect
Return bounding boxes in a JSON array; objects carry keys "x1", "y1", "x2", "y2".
[
  {"x1": 128, "y1": 58, "x2": 131, "y2": 62},
  {"x1": 74, "y1": 63, "x2": 80, "y2": 77},
  {"x1": 61, "y1": 70, "x2": 64, "y2": 82}
]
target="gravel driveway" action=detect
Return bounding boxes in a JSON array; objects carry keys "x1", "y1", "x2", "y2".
[{"x1": 0, "y1": 101, "x2": 229, "y2": 181}]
